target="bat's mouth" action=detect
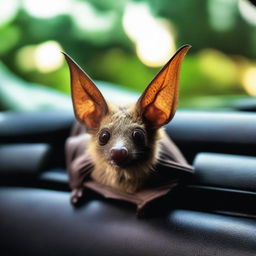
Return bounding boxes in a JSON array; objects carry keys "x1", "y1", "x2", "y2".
[
  {"x1": 109, "y1": 158, "x2": 133, "y2": 169},
  {"x1": 108, "y1": 153, "x2": 144, "y2": 169},
  {"x1": 107, "y1": 154, "x2": 136, "y2": 168}
]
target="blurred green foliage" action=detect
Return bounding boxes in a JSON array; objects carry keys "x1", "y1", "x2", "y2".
[{"x1": 1, "y1": 0, "x2": 256, "y2": 110}]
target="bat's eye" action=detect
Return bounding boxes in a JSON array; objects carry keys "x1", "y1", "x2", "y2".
[
  {"x1": 99, "y1": 129, "x2": 111, "y2": 145},
  {"x1": 132, "y1": 128, "x2": 145, "y2": 145}
]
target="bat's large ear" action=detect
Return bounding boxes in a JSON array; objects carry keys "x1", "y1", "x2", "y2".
[
  {"x1": 136, "y1": 45, "x2": 191, "y2": 129},
  {"x1": 63, "y1": 53, "x2": 109, "y2": 130}
]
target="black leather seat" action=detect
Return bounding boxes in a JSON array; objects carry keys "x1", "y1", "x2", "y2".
[{"x1": 1, "y1": 110, "x2": 256, "y2": 256}]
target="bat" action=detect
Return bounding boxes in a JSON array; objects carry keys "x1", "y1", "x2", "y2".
[{"x1": 64, "y1": 45, "x2": 191, "y2": 204}]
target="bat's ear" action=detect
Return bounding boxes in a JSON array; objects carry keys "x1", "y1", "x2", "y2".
[
  {"x1": 63, "y1": 53, "x2": 109, "y2": 130},
  {"x1": 136, "y1": 45, "x2": 191, "y2": 129}
]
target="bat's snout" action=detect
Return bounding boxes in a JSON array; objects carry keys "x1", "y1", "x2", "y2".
[{"x1": 110, "y1": 147, "x2": 128, "y2": 166}]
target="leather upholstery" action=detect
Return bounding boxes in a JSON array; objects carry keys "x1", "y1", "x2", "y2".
[
  {"x1": 0, "y1": 111, "x2": 74, "y2": 144},
  {"x1": 0, "y1": 144, "x2": 51, "y2": 174},
  {"x1": 1, "y1": 110, "x2": 256, "y2": 255},
  {"x1": 193, "y1": 153, "x2": 256, "y2": 192},
  {"x1": 1, "y1": 188, "x2": 256, "y2": 256},
  {"x1": 167, "y1": 111, "x2": 256, "y2": 162}
]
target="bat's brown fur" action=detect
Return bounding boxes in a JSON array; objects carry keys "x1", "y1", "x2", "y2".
[{"x1": 87, "y1": 104, "x2": 162, "y2": 193}]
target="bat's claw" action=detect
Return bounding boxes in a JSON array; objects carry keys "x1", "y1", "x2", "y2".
[{"x1": 71, "y1": 188, "x2": 84, "y2": 205}]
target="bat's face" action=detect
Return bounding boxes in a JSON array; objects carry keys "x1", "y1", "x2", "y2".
[
  {"x1": 93, "y1": 106, "x2": 157, "y2": 169},
  {"x1": 64, "y1": 45, "x2": 190, "y2": 192}
]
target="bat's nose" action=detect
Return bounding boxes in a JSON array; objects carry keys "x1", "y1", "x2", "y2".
[{"x1": 110, "y1": 147, "x2": 128, "y2": 166}]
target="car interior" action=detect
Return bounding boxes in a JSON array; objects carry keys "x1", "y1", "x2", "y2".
[{"x1": 1, "y1": 95, "x2": 256, "y2": 255}]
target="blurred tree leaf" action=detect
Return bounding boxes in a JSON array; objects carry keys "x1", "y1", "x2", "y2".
[{"x1": 0, "y1": 25, "x2": 20, "y2": 55}]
